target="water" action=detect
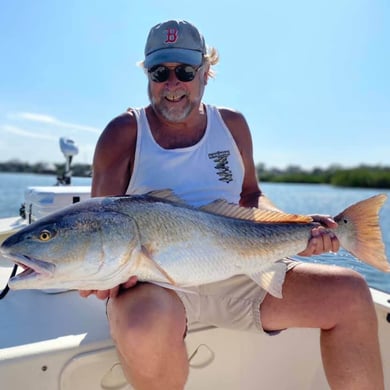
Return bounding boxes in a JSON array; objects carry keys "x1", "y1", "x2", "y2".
[
  {"x1": 262, "y1": 182, "x2": 390, "y2": 294},
  {"x1": 0, "y1": 172, "x2": 92, "y2": 218},
  {"x1": 0, "y1": 173, "x2": 389, "y2": 293}
]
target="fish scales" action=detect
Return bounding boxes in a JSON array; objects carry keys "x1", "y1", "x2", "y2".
[
  {"x1": 133, "y1": 209, "x2": 313, "y2": 285},
  {"x1": 0, "y1": 191, "x2": 389, "y2": 298}
]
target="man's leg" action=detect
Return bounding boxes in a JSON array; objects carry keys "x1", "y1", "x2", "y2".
[
  {"x1": 107, "y1": 283, "x2": 188, "y2": 390},
  {"x1": 260, "y1": 263, "x2": 384, "y2": 390}
]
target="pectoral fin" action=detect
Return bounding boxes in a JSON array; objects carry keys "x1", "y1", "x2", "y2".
[
  {"x1": 136, "y1": 246, "x2": 198, "y2": 295},
  {"x1": 137, "y1": 245, "x2": 177, "y2": 285},
  {"x1": 247, "y1": 262, "x2": 287, "y2": 299}
]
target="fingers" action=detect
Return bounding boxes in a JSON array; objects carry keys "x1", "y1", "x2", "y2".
[
  {"x1": 299, "y1": 226, "x2": 340, "y2": 257},
  {"x1": 329, "y1": 231, "x2": 340, "y2": 253},
  {"x1": 310, "y1": 214, "x2": 338, "y2": 229},
  {"x1": 78, "y1": 276, "x2": 139, "y2": 300},
  {"x1": 79, "y1": 288, "x2": 120, "y2": 300},
  {"x1": 79, "y1": 289, "x2": 93, "y2": 298},
  {"x1": 122, "y1": 275, "x2": 138, "y2": 289},
  {"x1": 96, "y1": 289, "x2": 111, "y2": 300}
]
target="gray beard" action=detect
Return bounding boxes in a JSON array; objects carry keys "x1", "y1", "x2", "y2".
[{"x1": 148, "y1": 88, "x2": 195, "y2": 123}]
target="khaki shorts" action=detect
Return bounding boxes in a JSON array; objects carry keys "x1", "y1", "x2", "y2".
[{"x1": 176, "y1": 258, "x2": 300, "y2": 334}]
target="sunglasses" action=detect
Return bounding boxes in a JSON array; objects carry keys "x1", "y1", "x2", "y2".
[{"x1": 148, "y1": 64, "x2": 201, "y2": 83}]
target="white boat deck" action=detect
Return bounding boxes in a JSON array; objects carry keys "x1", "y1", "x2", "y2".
[
  {"x1": 0, "y1": 216, "x2": 27, "y2": 243},
  {"x1": 0, "y1": 264, "x2": 389, "y2": 389},
  {"x1": 0, "y1": 184, "x2": 389, "y2": 389}
]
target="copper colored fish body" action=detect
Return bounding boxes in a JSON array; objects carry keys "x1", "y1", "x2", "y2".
[{"x1": 1, "y1": 191, "x2": 388, "y2": 298}]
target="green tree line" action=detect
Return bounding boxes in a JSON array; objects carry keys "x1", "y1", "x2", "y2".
[
  {"x1": 0, "y1": 160, "x2": 91, "y2": 178},
  {"x1": 256, "y1": 163, "x2": 390, "y2": 189},
  {"x1": 1, "y1": 160, "x2": 390, "y2": 189}
]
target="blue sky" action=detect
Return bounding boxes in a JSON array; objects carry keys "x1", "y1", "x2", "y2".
[{"x1": 0, "y1": 0, "x2": 389, "y2": 170}]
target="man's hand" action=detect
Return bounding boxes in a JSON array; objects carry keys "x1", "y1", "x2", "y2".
[
  {"x1": 298, "y1": 215, "x2": 340, "y2": 256},
  {"x1": 79, "y1": 276, "x2": 138, "y2": 300}
]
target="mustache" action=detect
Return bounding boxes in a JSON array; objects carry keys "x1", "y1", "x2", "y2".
[{"x1": 162, "y1": 89, "x2": 188, "y2": 100}]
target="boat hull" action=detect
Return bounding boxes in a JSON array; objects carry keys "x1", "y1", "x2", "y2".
[
  {"x1": 0, "y1": 185, "x2": 389, "y2": 389},
  {"x1": 0, "y1": 263, "x2": 389, "y2": 389}
]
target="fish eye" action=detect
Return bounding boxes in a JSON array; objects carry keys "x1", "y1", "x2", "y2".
[{"x1": 39, "y1": 230, "x2": 52, "y2": 241}]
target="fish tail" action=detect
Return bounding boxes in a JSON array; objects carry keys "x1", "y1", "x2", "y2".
[{"x1": 334, "y1": 194, "x2": 390, "y2": 272}]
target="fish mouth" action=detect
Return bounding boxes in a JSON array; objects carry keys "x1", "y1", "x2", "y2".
[{"x1": 4, "y1": 254, "x2": 56, "y2": 285}]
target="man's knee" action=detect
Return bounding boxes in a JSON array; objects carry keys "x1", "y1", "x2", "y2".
[
  {"x1": 332, "y1": 267, "x2": 371, "y2": 300},
  {"x1": 107, "y1": 284, "x2": 189, "y2": 387},
  {"x1": 107, "y1": 283, "x2": 187, "y2": 342},
  {"x1": 328, "y1": 267, "x2": 376, "y2": 323}
]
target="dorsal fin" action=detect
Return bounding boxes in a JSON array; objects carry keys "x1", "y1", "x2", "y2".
[
  {"x1": 144, "y1": 189, "x2": 312, "y2": 223},
  {"x1": 200, "y1": 199, "x2": 313, "y2": 223},
  {"x1": 146, "y1": 189, "x2": 186, "y2": 204}
]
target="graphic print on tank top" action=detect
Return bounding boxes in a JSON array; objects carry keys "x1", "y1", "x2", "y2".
[{"x1": 127, "y1": 105, "x2": 244, "y2": 207}]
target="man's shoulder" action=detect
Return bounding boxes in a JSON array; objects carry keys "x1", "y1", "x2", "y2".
[
  {"x1": 107, "y1": 109, "x2": 137, "y2": 130},
  {"x1": 214, "y1": 106, "x2": 246, "y2": 126},
  {"x1": 109, "y1": 108, "x2": 137, "y2": 126}
]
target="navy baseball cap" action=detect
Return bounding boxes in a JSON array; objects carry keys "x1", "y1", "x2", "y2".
[{"x1": 144, "y1": 20, "x2": 206, "y2": 68}]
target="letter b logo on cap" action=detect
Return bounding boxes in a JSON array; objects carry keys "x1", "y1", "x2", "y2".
[{"x1": 165, "y1": 28, "x2": 178, "y2": 44}]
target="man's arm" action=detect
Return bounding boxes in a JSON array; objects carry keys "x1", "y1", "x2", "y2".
[
  {"x1": 219, "y1": 108, "x2": 278, "y2": 210},
  {"x1": 80, "y1": 110, "x2": 138, "y2": 299},
  {"x1": 91, "y1": 111, "x2": 137, "y2": 197},
  {"x1": 220, "y1": 107, "x2": 340, "y2": 256}
]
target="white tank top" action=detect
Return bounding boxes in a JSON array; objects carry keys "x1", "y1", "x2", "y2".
[{"x1": 126, "y1": 105, "x2": 244, "y2": 207}]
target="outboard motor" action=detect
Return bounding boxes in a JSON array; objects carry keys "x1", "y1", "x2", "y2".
[{"x1": 56, "y1": 137, "x2": 79, "y2": 185}]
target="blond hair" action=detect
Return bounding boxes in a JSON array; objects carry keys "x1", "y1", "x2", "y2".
[
  {"x1": 203, "y1": 46, "x2": 219, "y2": 78},
  {"x1": 138, "y1": 46, "x2": 219, "y2": 78}
]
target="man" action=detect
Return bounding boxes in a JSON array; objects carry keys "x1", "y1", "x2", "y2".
[{"x1": 80, "y1": 20, "x2": 384, "y2": 390}]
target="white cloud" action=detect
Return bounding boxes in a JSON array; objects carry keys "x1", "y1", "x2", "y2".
[
  {"x1": 0, "y1": 111, "x2": 100, "y2": 163},
  {"x1": 1, "y1": 125, "x2": 57, "y2": 140},
  {"x1": 16, "y1": 112, "x2": 101, "y2": 134},
  {"x1": 16, "y1": 112, "x2": 57, "y2": 124}
]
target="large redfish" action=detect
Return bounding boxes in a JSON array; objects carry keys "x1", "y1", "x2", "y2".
[{"x1": 0, "y1": 191, "x2": 388, "y2": 298}]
